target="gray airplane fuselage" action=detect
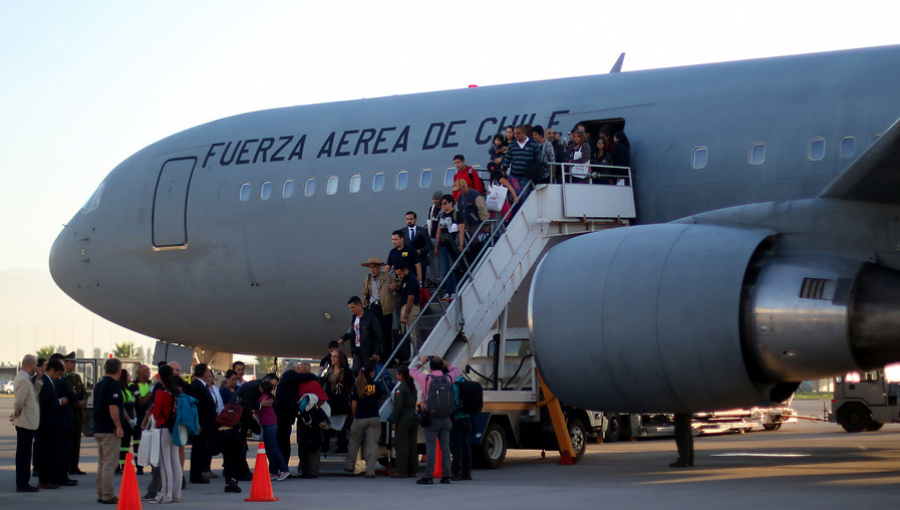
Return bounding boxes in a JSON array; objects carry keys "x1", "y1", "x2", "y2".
[{"x1": 49, "y1": 45, "x2": 900, "y2": 359}]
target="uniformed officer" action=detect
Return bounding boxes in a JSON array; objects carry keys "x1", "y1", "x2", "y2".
[
  {"x1": 62, "y1": 353, "x2": 87, "y2": 476},
  {"x1": 129, "y1": 364, "x2": 153, "y2": 475}
]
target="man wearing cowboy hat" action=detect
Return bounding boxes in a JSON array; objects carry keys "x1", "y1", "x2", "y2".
[{"x1": 361, "y1": 257, "x2": 398, "y2": 362}]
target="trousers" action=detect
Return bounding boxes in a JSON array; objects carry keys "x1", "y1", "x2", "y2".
[{"x1": 94, "y1": 432, "x2": 119, "y2": 501}]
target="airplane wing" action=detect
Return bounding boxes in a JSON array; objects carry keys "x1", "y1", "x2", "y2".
[{"x1": 819, "y1": 117, "x2": 900, "y2": 204}]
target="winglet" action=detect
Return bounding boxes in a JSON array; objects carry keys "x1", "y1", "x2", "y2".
[
  {"x1": 820, "y1": 117, "x2": 900, "y2": 204},
  {"x1": 609, "y1": 53, "x2": 625, "y2": 73}
]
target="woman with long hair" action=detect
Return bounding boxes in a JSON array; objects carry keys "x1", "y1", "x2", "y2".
[
  {"x1": 152, "y1": 364, "x2": 182, "y2": 504},
  {"x1": 343, "y1": 364, "x2": 382, "y2": 477},
  {"x1": 390, "y1": 366, "x2": 419, "y2": 478},
  {"x1": 567, "y1": 129, "x2": 592, "y2": 180},
  {"x1": 323, "y1": 350, "x2": 353, "y2": 453}
]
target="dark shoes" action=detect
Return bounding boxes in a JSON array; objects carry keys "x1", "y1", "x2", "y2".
[
  {"x1": 69, "y1": 469, "x2": 87, "y2": 475},
  {"x1": 136, "y1": 466, "x2": 145, "y2": 475},
  {"x1": 16, "y1": 485, "x2": 39, "y2": 493},
  {"x1": 61, "y1": 479, "x2": 79, "y2": 486},
  {"x1": 461, "y1": 474, "x2": 473, "y2": 480},
  {"x1": 416, "y1": 477, "x2": 434, "y2": 485},
  {"x1": 38, "y1": 482, "x2": 59, "y2": 490},
  {"x1": 224, "y1": 478, "x2": 242, "y2": 493},
  {"x1": 669, "y1": 458, "x2": 693, "y2": 468},
  {"x1": 440, "y1": 476, "x2": 451, "y2": 484},
  {"x1": 98, "y1": 497, "x2": 118, "y2": 504}
]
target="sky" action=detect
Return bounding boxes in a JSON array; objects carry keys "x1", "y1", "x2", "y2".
[{"x1": 0, "y1": 0, "x2": 897, "y2": 365}]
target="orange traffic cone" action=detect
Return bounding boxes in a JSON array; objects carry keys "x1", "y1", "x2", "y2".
[
  {"x1": 244, "y1": 443, "x2": 279, "y2": 502},
  {"x1": 432, "y1": 439, "x2": 443, "y2": 478},
  {"x1": 117, "y1": 452, "x2": 141, "y2": 510}
]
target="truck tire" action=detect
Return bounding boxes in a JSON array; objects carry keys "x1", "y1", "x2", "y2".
[
  {"x1": 763, "y1": 423, "x2": 781, "y2": 431},
  {"x1": 839, "y1": 403, "x2": 872, "y2": 433},
  {"x1": 866, "y1": 421, "x2": 884, "y2": 432},
  {"x1": 567, "y1": 417, "x2": 587, "y2": 461},
  {"x1": 478, "y1": 421, "x2": 507, "y2": 469},
  {"x1": 604, "y1": 413, "x2": 622, "y2": 443}
]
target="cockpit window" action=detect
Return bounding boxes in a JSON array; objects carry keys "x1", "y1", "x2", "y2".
[{"x1": 81, "y1": 181, "x2": 106, "y2": 213}]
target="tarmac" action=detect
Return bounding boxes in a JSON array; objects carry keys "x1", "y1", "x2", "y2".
[{"x1": 1, "y1": 398, "x2": 899, "y2": 510}]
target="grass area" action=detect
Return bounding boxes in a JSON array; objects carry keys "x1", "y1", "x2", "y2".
[{"x1": 793, "y1": 392, "x2": 833, "y2": 400}]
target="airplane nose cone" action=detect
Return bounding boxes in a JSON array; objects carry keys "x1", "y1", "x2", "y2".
[{"x1": 48, "y1": 216, "x2": 90, "y2": 301}]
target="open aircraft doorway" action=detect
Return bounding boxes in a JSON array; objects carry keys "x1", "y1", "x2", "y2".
[{"x1": 152, "y1": 157, "x2": 196, "y2": 250}]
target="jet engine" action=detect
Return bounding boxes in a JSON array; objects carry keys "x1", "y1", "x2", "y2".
[{"x1": 529, "y1": 223, "x2": 900, "y2": 413}]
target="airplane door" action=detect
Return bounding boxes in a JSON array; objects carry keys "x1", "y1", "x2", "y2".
[{"x1": 152, "y1": 157, "x2": 196, "y2": 248}]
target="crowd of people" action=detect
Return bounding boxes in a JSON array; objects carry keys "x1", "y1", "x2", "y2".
[
  {"x1": 10, "y1": 344, "x2": 475, "y2": 501},
  {"x1": 489, "y1": 122, "x2": 631, "y2": 184}
]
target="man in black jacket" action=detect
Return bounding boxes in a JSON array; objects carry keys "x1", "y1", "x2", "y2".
[
  {"x1": 189, "y1": 364, "x2": 217, "y2": 484},
  {"x1": 338, "y1": 296, "x2": 383, "y2": 377},
  {"x1": 274, "y1": 362, "x2": 320, "y2": 472},
  {"x1": 49, "y1": 353, "x2": 79, "y2": 487}
]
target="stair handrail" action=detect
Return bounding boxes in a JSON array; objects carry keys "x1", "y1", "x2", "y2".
[{"x1": 374, "y1": 180, "x2": 534, "y2": 384}]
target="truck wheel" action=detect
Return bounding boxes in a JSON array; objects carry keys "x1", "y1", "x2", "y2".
[
  {"x1": 567, "y1": 417, "x2": 587, "y2": 462},
  {"x1": 478, "y1": 421, "x2": 507, "y2": 469},
  {"x1": 867, "y1": 421, "x2": 884, "y2": 432},
  {"x1": 604, "y1": 413, "x2": 622, "y2": 443},
  {"x1": 839, "y1": 403, "x2": 872, "y2": 433},
  {"x1": 763, "y1": 423, "x2": 781, "y2": 431}
]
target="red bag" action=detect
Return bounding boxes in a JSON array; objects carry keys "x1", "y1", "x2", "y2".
[
  {"x1": 215, "y1": 402, "x2": 243, "y2": 427},
  {"x1": 419, "y1": 286, "x2": 431, "y2": 305}
]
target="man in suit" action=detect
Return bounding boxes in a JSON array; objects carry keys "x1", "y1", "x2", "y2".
[
  {"x1": 49, "y1": 353, "x2": 79, "y2": 487},
  {"x1": 11, "y1": 354, "x2": 40, "y2": 492},
  {"x1": 34, "y1": 358, "x2": 67, "y2": 489},
  {"x1": 402, "y1": 211, "x2": 433, "y2": 287},
  {"x1": 361, "y1": 257, "x2": 397, "y2": 360},
  {"x1": 189, "y1": 364, "x2": 217, "y2": 484},
  {"x1": 338, "y1": 295, "x2": 383, "y2": 377}
]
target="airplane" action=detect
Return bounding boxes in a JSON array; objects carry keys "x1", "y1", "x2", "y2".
[{"x1": 50, "y1": 44, "x2": 900, "y2": 414}]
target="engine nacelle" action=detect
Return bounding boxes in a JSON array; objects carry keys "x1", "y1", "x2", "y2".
[{"x1": 529, "y1": 223, "x2": 900, "y2": 413}]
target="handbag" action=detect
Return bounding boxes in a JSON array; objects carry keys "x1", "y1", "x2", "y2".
[
  {"x1": 215, "y1": 402, "x2": 243, "y2": 428},
  {"x1": 485, "y1": 184, "x2": 508, "y2": 212},
  {"x1": 570, "y1": 164, "x2": 589, "y2": 178}
]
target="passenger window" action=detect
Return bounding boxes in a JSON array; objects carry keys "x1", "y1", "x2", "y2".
[
  {"x1": 373, "y1": 172, "x2": 384, "y2": 192},
  {"x1": 872, "y1": 133, "x2": 883, "y2": 143},
  {"x1": 420, "y1": 169, "x2": 432, "y2": 188},
  {"x1": 349, "y1": 174, "x2": 361, "y2": 193},
  {"x1": 304, "y1": 177, "x2": 316, "y2": 197},
  {"x1": 443, "y1": 167, "x2": 455, "y2": 187},
  {"x1": 260, "y1": 181, "x2": 272, "y2": 200},
  {"x1": 749, "y1": 142, "x2": 765, "y2": 165},
  {"x1": 239, "y1": 183, "x2": 251, "y2": 202},
  {"x1": 283, "y1": 179, "x2": 294, "y2": 198},
  {"x1": 396, "y1": 170, "x2": 408, "y2": 190},
  {"x1": 691, "y1": 147, "x2": 707, "y2": 169},
  {"x1": 840, "y1": 136, "x2": 855, "y2": 158},
  {"x1": 809, "y1": 137, "x2": 825, "y2": 161},
  {"x1": 326, "y1": 176, "x2": 338, "y2": 195}
]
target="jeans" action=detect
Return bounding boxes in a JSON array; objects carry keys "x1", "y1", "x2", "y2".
[
  {"x1": 438, "y1": 246, "x2": 457, "y2": 295},
  {"x1": 423, "y1": 416, "x2": 452, "y2": 479},
  {"x1": 15, "y1": 426, "x2": 35, "y2": 488},
  {"x1": 262, "y1": 424, "x2": 288, "y2": 473}
]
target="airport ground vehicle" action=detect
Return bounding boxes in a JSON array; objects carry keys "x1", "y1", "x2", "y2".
[
  {"x1": 829, "y1": 368, "x2": 900, "y2": 432},
  {"x1": 1, "y1": 380, "x2": 13, "y2": 394},
  {"x1": 74, "y1": 357, "x2": 144, "y2": 437}
]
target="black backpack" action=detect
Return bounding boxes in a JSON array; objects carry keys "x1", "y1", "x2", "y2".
[
  {"x1": 455, "y1": 378, "x2": 484, "y2": 416},
  {"x1": 425, "y1": 374, "x2": 454, "y2": 419}
]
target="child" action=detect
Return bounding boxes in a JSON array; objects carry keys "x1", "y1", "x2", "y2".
[{"x1": 257, "y1": 380, "x2": 290, "y2": 481}]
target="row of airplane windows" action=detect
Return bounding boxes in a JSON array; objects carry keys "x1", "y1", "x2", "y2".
[
  {"x1": 238, "y1": 133, "x2": 882, "y2": 200},
  {"x1": 239, "y1": 167, "x2": 460, "y2": 201},
  {"x1": 690, "y1": 134, "x2": 881, "y2": 170}
]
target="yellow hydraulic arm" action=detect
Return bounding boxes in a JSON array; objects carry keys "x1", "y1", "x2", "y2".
[{"x1": 537, "y1": 371, "x2": 577, "y2": 464}]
